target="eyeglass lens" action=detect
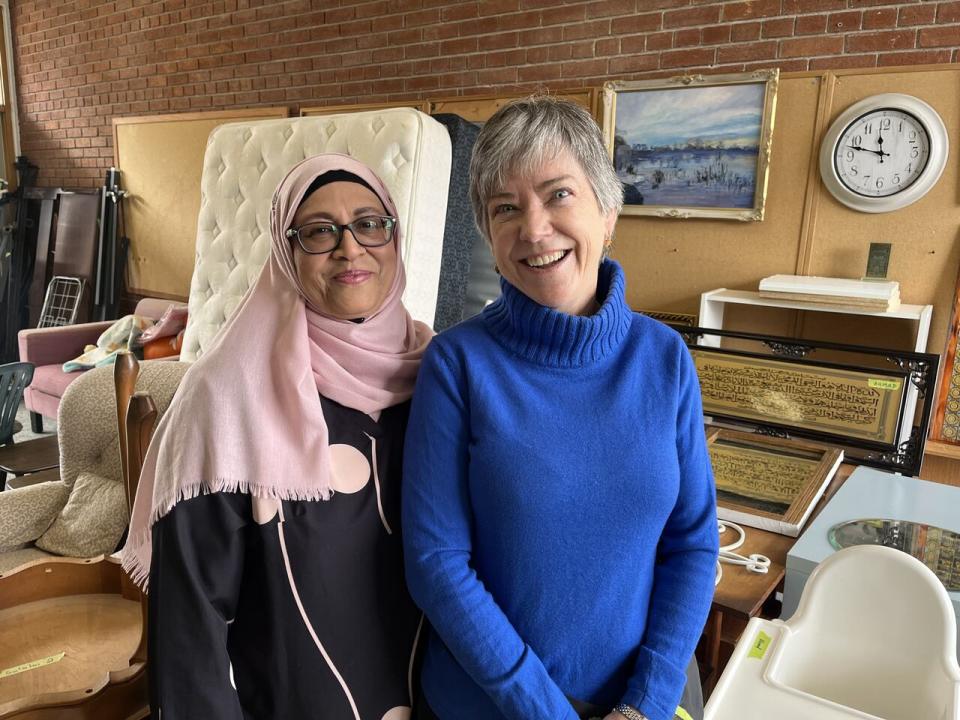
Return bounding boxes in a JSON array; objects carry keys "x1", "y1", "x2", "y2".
[{"x1": 297, "y1": 216, "x2": 394, "y2": 254}]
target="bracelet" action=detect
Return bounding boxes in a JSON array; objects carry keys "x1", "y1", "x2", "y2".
[{"x1": 614, "y1": 704, "x2": 647, "y2": 720}]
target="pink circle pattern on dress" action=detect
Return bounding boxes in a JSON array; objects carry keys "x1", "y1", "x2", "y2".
[{"x1": 328, "y1": 443, "x2": 371, "y2": 494}]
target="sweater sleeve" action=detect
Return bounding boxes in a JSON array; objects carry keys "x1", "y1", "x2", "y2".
[
  {"x1": 148, "y1": 492, "x2": 248, "y2": 719},
  {"x1": 623, "y1": 342, "x2": 720, "y2": 720},
  {"x1": 402, "y1": 342, "x2": 579, "y2": 720}
]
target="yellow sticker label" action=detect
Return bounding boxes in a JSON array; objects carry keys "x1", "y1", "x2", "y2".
[
  {"x1": 0, "y1": 652, "x2": 65, "y2": 679},
  {"x1": 868, "y1": 379, "x2": 900, "y2": 390},
  {"x1": 675, "y1": 706, "x2": 694, "y2": 720},
  {"x1": 748, "y1": 630, "x2": 772, "y2": 660}
]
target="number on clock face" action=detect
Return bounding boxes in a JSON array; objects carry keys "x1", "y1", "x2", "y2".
[{"x1": 833, "y1": 109, "x2": 930, "y2": 198}]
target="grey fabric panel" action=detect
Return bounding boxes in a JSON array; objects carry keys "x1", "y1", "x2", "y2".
[{"x1": 430, "y1": 114, "x2": 500, "y2": 331}]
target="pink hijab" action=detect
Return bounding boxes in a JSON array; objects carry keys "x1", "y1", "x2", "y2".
[{"x1": 122, "y1": 154, "x2": 434, "y2": 590}]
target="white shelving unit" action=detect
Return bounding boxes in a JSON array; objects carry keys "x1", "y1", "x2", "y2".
[
  {"x1": 699, "y1": 288, "x2": 932, "y2": 353},
  {"x1": 697, "y1": 288, "x2": 934, "y2": 451}
]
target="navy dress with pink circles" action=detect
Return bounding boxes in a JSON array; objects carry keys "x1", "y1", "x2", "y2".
[{"x1": 148, "y1": 397, "x2": 421, "y2": 720}]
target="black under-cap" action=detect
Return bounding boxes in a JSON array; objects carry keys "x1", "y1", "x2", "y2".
[{"x1": 299, "y1": 169, "x2": 382, "y2": 208}]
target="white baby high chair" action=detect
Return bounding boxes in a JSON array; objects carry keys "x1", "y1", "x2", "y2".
[{"x1": 704, "y1": 544, "x2": 960, "y2": 720}]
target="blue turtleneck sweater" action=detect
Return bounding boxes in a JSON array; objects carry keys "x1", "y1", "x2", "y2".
[{"x1": 402, "y1": 260, "x2": 718, "y2": 720}]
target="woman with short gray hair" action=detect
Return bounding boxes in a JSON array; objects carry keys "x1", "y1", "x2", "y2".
[{"x1": 403, "y1": 96, "x2": 718, "y2": 720}]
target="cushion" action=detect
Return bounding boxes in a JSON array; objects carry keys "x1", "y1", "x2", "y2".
[
  {"x1": 35, "y1": 472, "x2": 128, "y2": 558},
  {"x1": 0, "y1": 480, "x2": 70, "y2": 551},
  {"x1": 143, "y1": 330, "x2": 184, "y2": 359},
  {"x1": 139, "y1": 304, "x2": 189, "y2": 344},
  {"x1": 31, "y1": 363, "x2": 82, "y2": 398},
  {"x1": 0, "y1": 547, "x2": 57, "y2": 575}
]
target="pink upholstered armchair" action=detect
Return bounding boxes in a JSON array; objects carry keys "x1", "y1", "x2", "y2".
[{"x1": 17, "y1": 297, "x2": 182, "y2": 432}]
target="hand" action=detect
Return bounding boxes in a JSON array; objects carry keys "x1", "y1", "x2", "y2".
[
  {"x1": 876, "y1": 127, "x2": 887, "y2": 164},
  {"x1": 602, "y1": 713, "x2": 629, "y2": 720}
]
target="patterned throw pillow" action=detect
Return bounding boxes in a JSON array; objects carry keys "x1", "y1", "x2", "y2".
[
  {"x1": 35, "y1": 472, "x2": 128, "y2": 558},
  {"x1": 0, "y1": 481, "x2": 70, "y2": 551}
]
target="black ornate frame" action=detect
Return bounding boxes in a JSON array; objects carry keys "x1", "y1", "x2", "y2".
[{"x1": 674, "y1": 326, "x2": 939, "y2": 477}]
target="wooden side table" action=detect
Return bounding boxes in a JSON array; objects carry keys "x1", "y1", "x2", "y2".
[{"x1": 0, "y1": 435, "x2": 60, "y2": 489}]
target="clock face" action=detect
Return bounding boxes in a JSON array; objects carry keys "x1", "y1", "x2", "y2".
[{"x1": 833, "y1": 109, "x2": 930, "y2": 198}]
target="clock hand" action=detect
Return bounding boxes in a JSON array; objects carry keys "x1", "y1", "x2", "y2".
[{"x1": 877, "y1": 128, "x2": 885, "y2": 164}]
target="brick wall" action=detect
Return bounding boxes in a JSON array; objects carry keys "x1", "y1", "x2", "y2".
[{"x1": 12, "y1": 0, "x2": 960, "y2": 188}]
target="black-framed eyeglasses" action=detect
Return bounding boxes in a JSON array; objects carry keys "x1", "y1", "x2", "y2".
[{"x1": 285, "y1": 215, "x2": 397, "y2": 255}]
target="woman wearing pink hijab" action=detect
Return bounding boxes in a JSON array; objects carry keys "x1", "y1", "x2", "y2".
[{"x1": 122, "y1": 154, "x2": 433, "y2": 720}]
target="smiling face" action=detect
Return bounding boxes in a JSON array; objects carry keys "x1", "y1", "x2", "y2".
[
  {"x1": 291, "y1": 180, "x2": 397, "y2": 320},
  {"x1": 486, "y1": 149, "x2": 617, "y2": 316}
]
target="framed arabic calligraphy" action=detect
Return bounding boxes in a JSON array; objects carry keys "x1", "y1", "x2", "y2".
[
  {"x1": 676, "y1": 326, "x2": 938, "y2": 476},
  {"x1": 708, "y1": 429, "x2": 843, "y2": 537}
]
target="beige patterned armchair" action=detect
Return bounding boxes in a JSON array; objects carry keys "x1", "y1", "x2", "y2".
[{"x1": 0, "y1": 361, "x2": 187, "y2": 574}]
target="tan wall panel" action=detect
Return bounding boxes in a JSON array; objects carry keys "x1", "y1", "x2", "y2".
[
  {"x1": 610, "y1": 75, "x2": 824, "y2": 316},
  {"x1": 114, "y1": 107, "x2": 289, "y2": 299},
  {"x1": 805, "y1": 68, "x2": 960, "y2": 357}
]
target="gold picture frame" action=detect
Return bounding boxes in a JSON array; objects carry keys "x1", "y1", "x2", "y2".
[
  {"x1": 692, "y1": 348, "x2": 906, "y2": 446},
  {"x1": 708, "y1": 429, "x2": 844, "y2": 537},
  {"x1": 602, "y1": 69, "x2": 778, "y2": 221}
]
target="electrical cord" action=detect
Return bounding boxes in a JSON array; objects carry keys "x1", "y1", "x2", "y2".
[{"x1": 715, "y1": 520, "x2": 772, "y2": 586}]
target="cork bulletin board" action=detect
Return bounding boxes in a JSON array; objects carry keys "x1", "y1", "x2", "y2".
[{"x1": 113, "y1": 106, "x2": 289, "y2": 299}]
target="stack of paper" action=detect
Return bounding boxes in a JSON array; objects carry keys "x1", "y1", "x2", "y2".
[{"x1": 758, "y1": 275, "x2": 900, "y2": 311}]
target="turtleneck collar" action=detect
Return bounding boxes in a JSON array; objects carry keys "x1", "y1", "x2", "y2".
[{"x1": 482, "y1": 259, "x2": 633, "y2": 368}]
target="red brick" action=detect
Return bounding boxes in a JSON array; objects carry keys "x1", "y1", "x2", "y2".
[
  {"x1": 520, "y1": 26, "x2": 563, "y2": 46},
  {"x1": 560, "y1": 58, "x2": 608, "y2": 78},
  {"x1": 779, "y1": 35, "x2": 844, "y2": 57},
  {"x1": 782, "y1": 0, "x2": 845, "y2": 12},
  {"x1": 498, "y1": 10, "x2": 542, "y2": 30},
  {"x1": 596, "y1": 37, "x2": 620, "y2": 55},
  {"x1": 937, "y1": 2, "x2": 960, "y2": 23},
  {"x1": 440, "y1": 3, "x2": 477, "y2": 21},
  {"x1": 518, "y1": 63, "x2": 561, "y2": 82},
  {"x1": 722, "y1": 0, "x2": 781, "y2": 21},
  {"x1": 878, "y1": 49, "x2": 954, "y2": 65},
  {"x1": 646, "y1": 31, "x2": 673, "y2": 50},
  {"x1": 663, "y1": 5, "x2": 720, "y2": 29},
  {"x1": 731, "y1": 22, "x2": 761, "y2": 41},
  {"x1": 617, "y1": 12, "x2": 662, "y2": 33},
  {"x1": 660, "y1": 46, "x2": 715, "y2": 67},
  {"x1": 717, "y1": 40, "x2": 777, "y2": 63},
  {"x1": 762, "y1": 18, "x2": 796, "y2": 38},
  {"x1": 586, "y1": 0, "x2": 636, "y2": 19},
  {"x1": 796, "y1": 14, "x2": 828, "y2": 35},
  {"x1": 621, "y1": 34, "x2": 646, "y2": 53},
  {"x1": 609, "y1": 53, "x2": 659, "y2": 74},
  {"x1": 809, "y1": 53, "x2": 878, "y2": 70},
  {"x1": 674, "y1": 28, "x2": 701, "y2": 46},
  {"x1": 846, "y1": 29, "x2": 917, "y2": 52},
  {"x1": 563, "y1": 19, "x2": 611, "y2": 41},
  {"x1": 919, "y1": 25, "x2": 960, "y2": 47},
  {"x1": 828, "y1": 11, "x2": 861, "y2": 33},
  {"x1": 898, "y1": 5, "x2": 936, "y2": 26},
  {"x1": 485, "y1": 48, "x2": 526, "y2": 67},
  {"x1": 701, "y1": 25, "x2": 731, "y2": 44},
  {"x1": 862, "y1": 8, "x2": 898, "y2": 30}
]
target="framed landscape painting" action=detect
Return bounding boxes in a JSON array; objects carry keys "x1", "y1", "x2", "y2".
[{"x1": 602, "y1": 70, "x2": 779, "y2": 221}]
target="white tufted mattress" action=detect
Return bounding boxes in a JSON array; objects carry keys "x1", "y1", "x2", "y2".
[{"x1": 181, "y1": 108, "x2": 452, "y2": 362}]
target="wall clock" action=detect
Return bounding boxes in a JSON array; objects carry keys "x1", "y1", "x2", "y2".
[{"x1": 819, "y1": 93, "x2": 949, "y2": 213}]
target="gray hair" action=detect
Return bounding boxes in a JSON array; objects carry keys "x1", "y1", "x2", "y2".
[{"x1": 468, "y1": 95, "x2": 624, "y2": 241}]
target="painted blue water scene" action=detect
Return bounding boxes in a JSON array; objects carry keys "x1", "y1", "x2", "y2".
[{"x1": 613, "y1": 83, "x2": 765, "y2": 209}]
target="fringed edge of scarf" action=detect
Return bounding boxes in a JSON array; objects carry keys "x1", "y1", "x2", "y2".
[{"x1": 121, "y1": 477, "x2": 334, "y2": 593}]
